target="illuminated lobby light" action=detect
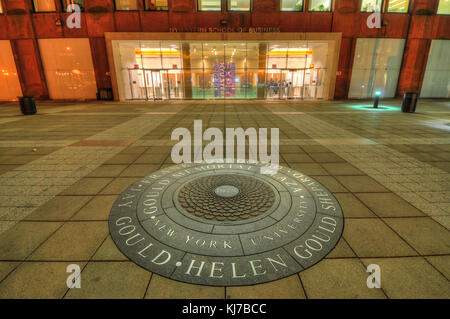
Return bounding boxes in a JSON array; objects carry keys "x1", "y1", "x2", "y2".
[
  {"x1": 268, "y1": 48, "x2": 312, "y2": 55},
  {"x1": 135, "y1": 48, "x2": 180, "y2": 55}
]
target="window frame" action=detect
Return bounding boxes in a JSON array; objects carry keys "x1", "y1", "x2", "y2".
[
  {"x1": 360, "y1": 0, "x2": 384, "y2": 13},
  {"x1": 114, "y1": 0, "x2": 140, "y2": 12},
  {"x1": 32, "y1": 0, "x2": 57, "y2": 13},
  {"x1": 280, "y1": 0, "x2": 304, "y2": 12},
  {"x1": 308, "y1": 0, "x2": 333, "y2": 12},
  {"x1": 386, "y1": 0, "x2": 410, "y2": 14},
  {"x1": 197, "y1": 0, "x2": 223, "y2": 12},
  {"x1": 144, "y1": 0, "x2": 169, "y2": 11},
  {"x1": 226, "y1": 0, "x2": 252, "y2": 12}
]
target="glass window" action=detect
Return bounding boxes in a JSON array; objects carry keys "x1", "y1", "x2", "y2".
[
  {"x1": 115, "y1": 0, "x2": 139, "y2": 11},
  {"x1": 145, "y1": 0, "x2": 168, "y2": 11},
  {"x1": 309, "y1": 0, "x2": 332, "y2": 11},
  {"x1": 111, "y1": 39, "x2": 334, "y2": 101},
  {"x1": 420, "y1": 40, "x2": 450, "y2": 98},
  {"x1": 348, "y1": 38, "x2": 405, "y2": 98},
  {"x1": 281, "y1": 0, "x2": 303, "y2": 11},
  {"x1": 387, "y1": 0, "x2": 409, "y2": 13},
  {"x1": 437, "y1": 0, "x2": 450, "y2": 14},
  {"x1": 198, "y1": 0, "x2": 221, "y2": 11},
  {"x1": 61, "y1": 0, "x2": 85, "y2": 11},
  {"x1": 227, "y1": 0, "x2": 251, "y2": 11},
  {"x1": 38, "y1": 38, "x2": 97, "y2": 99},
  {"x1": 361, "y1": 0, "x2": 382, "y2": 12},
  {"x1": 0, "y1": 40, "x2": 23, "y2": 100},
  {"x1": 33, "y1": 0, "x2": 56, "y2": 12}
]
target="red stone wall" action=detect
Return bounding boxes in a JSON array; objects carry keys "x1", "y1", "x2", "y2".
[{"x1": 0, "y1": 0, "x2": 448, "y2": 99}]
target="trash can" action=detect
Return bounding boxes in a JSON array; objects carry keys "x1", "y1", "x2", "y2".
[
  {"x1": 18, "y1": 96, "x2": 37, "y2": 115},
  {"x1": 401, "y1": 92, "x2": 418, "y2": 113},
  {"x1": 96, "y1": 88, "x2": 114, "y2": 101}
]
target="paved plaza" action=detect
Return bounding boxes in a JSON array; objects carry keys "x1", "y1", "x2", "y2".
[{"x1": 0, "y1": 99, "x2": 448, "y2": 299}]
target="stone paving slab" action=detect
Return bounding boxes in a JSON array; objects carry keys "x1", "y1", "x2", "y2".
[
  {"x1": 0, "y1": 109, "x2": 184, "y2": 236},
  {"x1": 0, "y1": 99, "x2": 448, "y2": 298},
  {"x1": 273, "y1": 108, "x2": 450, "y2": 230}
]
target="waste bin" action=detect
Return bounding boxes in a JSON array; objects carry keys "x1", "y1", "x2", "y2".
[
  {"x1": 96, "y1": 88, "x2": 114, "y2": 101},
  {"x1": 401, "y1": 92, "x2": 418, "y2": 113},
  {"x1": 18, "y1": 96, "x2": 37, "y2": 115}
]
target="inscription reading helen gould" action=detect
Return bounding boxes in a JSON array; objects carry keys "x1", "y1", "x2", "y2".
[{"x1": 109, "y1": 162, "x2": 343, "y2": 286}]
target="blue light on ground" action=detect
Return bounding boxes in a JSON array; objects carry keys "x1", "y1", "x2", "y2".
[{"x1": 345, "y1": 104, "x2": 401, "y2": 112}]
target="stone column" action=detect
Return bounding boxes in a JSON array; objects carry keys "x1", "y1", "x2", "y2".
[
  {"x1": 257, "y1": 42, "x2": 267, "y2": 99},
  {"x1": 181, "y1": 42, "x2": 193, "y2": 99}
]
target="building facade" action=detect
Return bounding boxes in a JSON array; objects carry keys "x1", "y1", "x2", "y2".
[{"x1": 0, "y1": 0, "x2": 448, "y2": 101}]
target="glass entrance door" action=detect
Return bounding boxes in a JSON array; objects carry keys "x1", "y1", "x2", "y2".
[
  {"x1": 166, "y1": 70, "x2": 183, "y2": 99},
  {"x1": 149, "y1": 70, "x2": 165, "y2": 100},
  {"x1": 132, "y1": 69, "x2": 171, "y2": 101},
  {"x1": 282, "y1": 69, "x2": 304, "y2": 99},
  {"x1": 267, "y1": 69, "x2": 305, "y2": 99},
  {"x1": 128, "y1": 69, "x2": 147, "y2": 100},
  {"x1": 303, "y1": 68, "x2": 321, "y2": 100},
  {"x1": 266, "y1": 69, "x2": 282, "y2": 99}
]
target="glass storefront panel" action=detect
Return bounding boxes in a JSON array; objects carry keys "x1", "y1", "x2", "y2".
[
  {"x1": 38, "y1": 38, "x2": 97, "y2": 100},
  {"x1": 420, "y1": 40, "x2": 450, "y2": 98},
  {"x1": 348, "y1": 38, "x2": 405, "y2": 98},
  {"x1": 140, "y1": 41, "x2": 163, "y2": 69},
  {"x1": 112, "y1": 39, "x2": 331, "y2": 101},
  {"x1": 0, "y1": 40, "x2": 23, "y2": 100},
  {"x1": 113, "y1": 40, "x2": 184, "y2": 100}
]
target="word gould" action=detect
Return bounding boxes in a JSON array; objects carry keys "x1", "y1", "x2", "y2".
[{"x1": 114, "y1": 214, "x2": 339, "y2": 280}]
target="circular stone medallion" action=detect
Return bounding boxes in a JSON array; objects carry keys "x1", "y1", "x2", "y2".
[{"x1": 109, "y1": 162, "x2": 344, "y2": 286}]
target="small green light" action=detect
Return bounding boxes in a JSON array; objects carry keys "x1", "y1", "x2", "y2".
[{"x1": 375, "y1": 91, "x2": 382, "y2": 96}]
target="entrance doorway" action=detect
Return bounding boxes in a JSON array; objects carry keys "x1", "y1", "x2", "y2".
[
  {"x1": 128, "y1": 68, "x2": 183, "y2": 101},
  {"x1": 110, "y1": 36, "x2": 340, "y2": 101},
  {"x1": 266, "y1": 69, "x2": 305, "y2": 99},
  {"x1": 265, "y1": 68, "x2": 325, "y2": 100}
]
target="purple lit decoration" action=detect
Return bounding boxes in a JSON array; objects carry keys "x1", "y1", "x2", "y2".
[
  {"x1": 214, "y1": 63, "x2": 224, "y2": 97},
  {"x1": 225, "y1": 63, "x2": 235, "y2": 97},
  {"x1": 214, "y1": 63, "x2": 235, "y2": 97}
]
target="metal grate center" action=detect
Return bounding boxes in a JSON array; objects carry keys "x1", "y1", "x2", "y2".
[
  {"x1": 214, "y1": 185, "x2": 240, "y2": 198},
  {"x1": 177, "y1": 174, "x2": 276, "y2": 221}
]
